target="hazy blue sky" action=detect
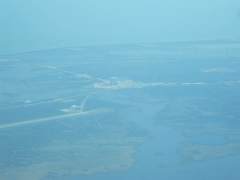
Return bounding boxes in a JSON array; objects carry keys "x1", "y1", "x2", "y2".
[{"x1": 1, "y1": 0, "x2": 240, "y2": 54}]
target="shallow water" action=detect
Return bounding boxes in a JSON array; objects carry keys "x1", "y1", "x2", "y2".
[{"x1": 1, "y1": 42, "x2": 240, "y2": 180}]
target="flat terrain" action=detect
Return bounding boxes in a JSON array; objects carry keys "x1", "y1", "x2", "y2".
[{"x1": 1, "y1": 42, "x2": 240, "y2": 180}]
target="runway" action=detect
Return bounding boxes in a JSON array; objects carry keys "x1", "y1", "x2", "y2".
[{"x1": 0, "y1": 108, "x2": 110, "y2": 130}]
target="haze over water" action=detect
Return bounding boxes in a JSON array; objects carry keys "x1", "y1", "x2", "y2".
[
  {"x1": 1, "y1": 0, "x2": 240, "y2": 54},
  {"x1": 1, "y1": 1, "x2": 240, "y2": 180}
]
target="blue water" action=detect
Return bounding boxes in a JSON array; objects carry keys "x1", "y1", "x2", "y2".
[{"x1": 0, "y1": 42, "x2": 240, "y2": 180}]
